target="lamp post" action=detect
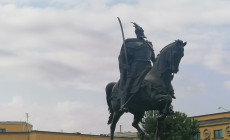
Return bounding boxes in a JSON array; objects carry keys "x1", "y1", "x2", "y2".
[{"x1": 218, "y1": 107, "x2": 230, "y2": 112}]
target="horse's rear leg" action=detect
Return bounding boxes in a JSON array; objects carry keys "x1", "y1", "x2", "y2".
[
  {"x1": 110, "y1": 112, "x2": 123, "y2": 140},
  {"x1": 132, "y1": 112, "x2": 145, "y2": 140}
]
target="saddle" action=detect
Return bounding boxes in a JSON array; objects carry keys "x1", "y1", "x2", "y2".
[{"x1": 112, "y1": 66, "x2": 151, "y2": 100}]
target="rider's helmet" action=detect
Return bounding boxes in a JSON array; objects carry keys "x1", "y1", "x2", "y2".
[{"x1": 131, "y1": 22, "x2": 146, "y2": 39}]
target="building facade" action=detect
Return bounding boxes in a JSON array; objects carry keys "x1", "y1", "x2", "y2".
[
  {"x1": 0, "y1": 121, "x2": 32, "y2": 133},
  {"x1": 193, "y1": 112, "x2": 230, "y2": 140},
  {"x1": 0, "y1": 121, "x2": 132, "y2": 140}
]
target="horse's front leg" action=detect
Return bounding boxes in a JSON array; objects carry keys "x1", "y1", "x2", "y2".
[
  {"x1": 110, "y1": 111, "x2": 123, "y2": 140},
  {"x1": 132, "y1": 112, "x2": 145, "y2": 140}
]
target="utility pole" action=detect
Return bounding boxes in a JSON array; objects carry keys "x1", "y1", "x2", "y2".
[
  {"x1": 25, "y1": 113, "x2": 30, "y2": 140},
  {"x1": 26, "y1": 113, "x2": 29, "y2": 132}
]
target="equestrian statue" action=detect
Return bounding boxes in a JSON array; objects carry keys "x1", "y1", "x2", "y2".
[{"x1": 106, "y1": 18, "x2": 186, "y2": 140}]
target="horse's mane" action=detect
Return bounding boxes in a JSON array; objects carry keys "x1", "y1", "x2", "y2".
[
  {"x1": 155, "y1": 40, "x2": 183, "y2": 61},
  {"x1": 155, "y1": 42, "x2": 175, "y2": 62}
]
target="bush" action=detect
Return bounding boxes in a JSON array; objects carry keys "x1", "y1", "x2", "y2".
[{"x1": 141, "y1": 110, "x2": 199, "y2": 140}]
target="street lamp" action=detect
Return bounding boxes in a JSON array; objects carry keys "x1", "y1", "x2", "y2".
[{"x1": 218, "y1": 107, "x2": 230, "y2": 112}]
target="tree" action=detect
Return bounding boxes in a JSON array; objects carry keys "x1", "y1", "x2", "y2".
[{"x1": 141, "y1": 110, "x2": 199, "y2": 140}]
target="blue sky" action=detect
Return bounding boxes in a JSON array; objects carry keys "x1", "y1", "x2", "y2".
[{"x1": 0, "y1": 0, "x2": 230, "y2": 134}]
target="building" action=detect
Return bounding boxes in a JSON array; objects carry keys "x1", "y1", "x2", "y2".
[
  {"x1": 114, "y1": 132, "x2": 138, "y2": 140},
  {"x1": 192, "y1": 112, "x2": 230, "y2": 140},
  {"x1": 0, "y1": 121, "x2": 132, "y2": 140},
  {"x1": 0, "y1": 121, "x2": 32, "y2": 133}
]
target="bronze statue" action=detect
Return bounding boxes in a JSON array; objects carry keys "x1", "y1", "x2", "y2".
[{"x1": 106, "y1": 18, "x2": 186, "y2": 140}]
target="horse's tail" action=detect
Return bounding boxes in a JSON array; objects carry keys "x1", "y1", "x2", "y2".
[{"x1": 106, "y1": 82, "x2": 116, "y2": 125}]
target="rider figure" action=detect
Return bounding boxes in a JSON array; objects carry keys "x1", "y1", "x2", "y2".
[{"x1": 119, "y1": 22, "x2": 155, "y2": 112}]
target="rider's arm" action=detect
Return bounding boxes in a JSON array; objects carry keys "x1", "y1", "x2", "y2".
[
  {"x1": 151, "y1": 49, "x2": 156, "y2": 63},
  {"x1": 118, "y1": 45, "x2": 132, "y2": 71}
]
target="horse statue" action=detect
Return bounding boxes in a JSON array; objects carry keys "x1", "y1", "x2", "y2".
[{"x1": 106, "y1": 40, "x2": 186, "y2": 140}]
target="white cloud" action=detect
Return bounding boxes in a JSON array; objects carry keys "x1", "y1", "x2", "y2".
[
  {"x1": 0, "y1": 4, "x2": 121, "y2": 91},
  {"x1": 173, "y1": 74, "x2": 209, "y2": 98},
  {"x1": 8, "y1": 96, "x2": 24, "y2": 107},
  {"x1": 182, "y1": 42, "x2": 207, "y2": 64},
  {"x1": 0, "y1": 96, "x2": 25, "y2": 121},
  {"x1": 203, "y1": 46, "x2": 230, "y2": 75},
  {"x1": 0, "y1": 97, "x2": 111, "y2": 134},
  {"x1": 224, "y1": 81, "x2": 230, "y2": 89}
]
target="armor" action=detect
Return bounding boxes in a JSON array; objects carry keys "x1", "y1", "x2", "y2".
[{"x1": 118, "y1": 23, "x2": 155, "y2": 111}]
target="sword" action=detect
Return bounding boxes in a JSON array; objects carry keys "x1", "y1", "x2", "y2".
[{"x1": 117, "y1": 17, "x2": 128, "y2": 65}]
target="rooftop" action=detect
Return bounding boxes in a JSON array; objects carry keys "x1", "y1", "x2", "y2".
[{"x1": 0, "y1": 121, "x2": 33, "y2": 128}]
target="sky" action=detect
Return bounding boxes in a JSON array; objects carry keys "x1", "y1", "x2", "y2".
[{"x1": 0, "y1": 0, "x2": 230, "y2": 135}]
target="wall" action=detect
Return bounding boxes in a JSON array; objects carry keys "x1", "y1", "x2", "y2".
[
  {"x1": 0, "y1": 131, "x2": 131, "y2": 140},
  {"x1": 0, "y1": 124, "x2": 32, "y2": 132},
  {"x1": 0, "y1": 132, "x2": 29, "y2": 140},
  {"x1": 30, "y1": 131, "x2": 130, "y2": 140}
]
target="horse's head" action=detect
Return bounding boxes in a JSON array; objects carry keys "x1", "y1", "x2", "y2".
[
  {"x1": 169, "y1": 40, "x2": 186, "y2": 73},
  {"x1": 155, "y1": 40, "x2": 186, "y2": 75}
]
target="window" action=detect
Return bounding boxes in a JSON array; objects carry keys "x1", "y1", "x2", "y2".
[
  {"x1": 214, "y1": 129, "x2": 223, "y2": 138},
  {"x1": 194, "y1": 132, "x2": 200, "y2": 139},
  {"x1": 226, "y1": 126, "x2": 230, "y2": 136},
  {"x1": 0, "y1": 129, "x2": 6, "y2": 133}
]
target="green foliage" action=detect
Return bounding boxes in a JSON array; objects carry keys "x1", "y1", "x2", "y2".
[{"x1": 141, "y1": 111, "x2": 199, "y2": 140}]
